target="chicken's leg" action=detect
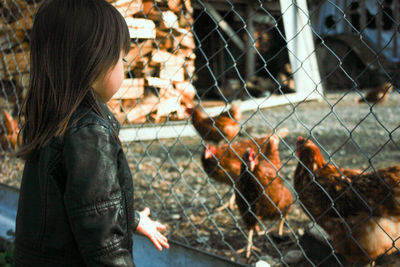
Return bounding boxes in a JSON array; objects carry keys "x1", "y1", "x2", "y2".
[
  {"x1": 278, "y1": 217, "x2": 285, "y2": 236},
  {"x1": 246, "y1": 228, "x2": 255, "y2": 258},
  {"x1": 228, "y1": 193, "x2": 235, "y2": 210},
  {"x1": 236, "y1": 228, "x2": 261, "y2": 258},
  {"x1": 216, "y1": 194, "x2": 236, "y2": 212}
]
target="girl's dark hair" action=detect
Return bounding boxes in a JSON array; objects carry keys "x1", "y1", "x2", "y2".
[{"x1": 17, "y1": 0, "x2": 130, "y2": 159}]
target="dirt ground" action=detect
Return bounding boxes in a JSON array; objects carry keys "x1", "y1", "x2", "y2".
[{"x1": 2, "y1": 90, "x2": 400, "y2": 266}]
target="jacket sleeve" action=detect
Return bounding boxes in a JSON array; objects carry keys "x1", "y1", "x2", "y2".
[
  {"x1": 62, "y1": 123, "x2": 134, "y2": 266},
  {"x1": 134, "y1": 210, "x2": 140, "y2": 232}
]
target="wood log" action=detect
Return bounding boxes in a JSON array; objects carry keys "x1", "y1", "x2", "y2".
[
  {"x1": 13, "y1": 73, "x2": 29, "y2": 90},
  {"x1": 146, "y1": 77, "x2": 171, "y2": 88},
  {"x1": 174, "y1": 81, "x2": 196, "y2": 106},
  {"x1": 176, "y1": 48, "x2": 196, "y2": 59},
  {"x1": 0, "y1": 0, "x2": 33, "y2": 24},
  {"x1": 0, "y1": 109, "x2": 20, "y2": 150},
  {"x1": 159, "y1": 84, "x2": 180, "y2": 100},
  {"x1": 1, "y1": 50, "x2": 30, "y2": 76},
  {"x1": 183, "y1": 59, "x2": 195, "y2": 79},
  {"x1": 173, "y1": 28, "x2": 195, "y2": 49},
  {"x1": 160, "y1": 11, "x2": 179, "y2": 30},
  {"x1": 111, "y1": 0, "x2": 142, "y2": 17},
  {"x1": 156, "y1": 96, "x2": 181, "y2": 117},
  {"x1": 0, "y1": 10, "x2": 33, "y2": 31},
  {"x1": 0, "y1": 30, "x2": 27, "y2": 51},
  {"x1": 112, "y1": 78, "x2": 145, "y2": 99},
  {"x1": 178, "y1": 13, "x2": 193, "y2": 28},
  {"x1": 0, "y1": 0, "x2": 197, "y2": 125},
  {"x1": 126, "y1": 102, "x2": 158, "y2": 123},
  {"x1": 156, "y1": 28, "x2": 170, "y2": 39},
  {"x1": 126, "y1": 51, "x2": 151, "y2": 70},
  {"x1": 129, "y1": 65, "x2": 156, "y2": 77},
  {"x1": 157, "y1": 35, "x2": 174, "y2": 50},
  {"x1": 183, "y1": 0, "x2": 193, "y2": 15},
  {"x1": 127, "y1": 40, "x2": 154, "y2": 65},
  {"x1": 140, "y1": 0, "x2": 163, "y2": 21},
  {"x1": 151, "y1": 50, "x2": 185, "y2": 65},
  {"x1": 160, "y1": 64, "x2": 184, "y2": 82},
  {"x1": 167, "y1": 0, "x2": 182, "y2": 13},
  {"x1": 125, "y1": 18, "x2": 156, "y2": 39}
]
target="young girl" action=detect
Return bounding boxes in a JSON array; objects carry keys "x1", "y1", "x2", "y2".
[{"x1": 14, "y1": 0, "x2": 169, "y2": 265}]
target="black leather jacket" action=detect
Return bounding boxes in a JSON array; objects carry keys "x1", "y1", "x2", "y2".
[{"x1": 14, "y1": 102, "x2": 139, "y2": 266}]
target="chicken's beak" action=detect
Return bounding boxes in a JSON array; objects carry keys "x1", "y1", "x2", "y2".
[{"x1": 250, "y1": 160, "x2": 256, "y2": 171}]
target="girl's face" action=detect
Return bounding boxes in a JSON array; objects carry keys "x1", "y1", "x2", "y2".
[{"x1": 92, "y1": 52, "x2": 126, "y2": 102}]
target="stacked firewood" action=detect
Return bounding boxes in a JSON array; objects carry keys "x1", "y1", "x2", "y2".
[
  {"x1": 0, "y1": 0, "x2": 32, "y2": 100},
  {"x1": 0, "y1": 0, "x2": 34, "y2": 150},
  {"x1": 0, "y1": 0, "x2": 197, "y2": 148},
  {"x1": 106, "y1": 0, "x2": 197, "y2": 124}
]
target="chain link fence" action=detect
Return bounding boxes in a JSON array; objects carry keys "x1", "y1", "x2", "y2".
[{"x1": 1, "y1": 0, "x2": 400, "y2": 266}]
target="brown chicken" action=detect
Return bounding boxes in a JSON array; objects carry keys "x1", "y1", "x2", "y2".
[
  {"x1": 295, "y1": 136, "x2": 400, "y2": 265},
  {"x1": 235, "y1": 135, "x2": 293, "y2": 258},
  {"x1": 186, "y1": 102, "x2": 241, "y2": 143},
  {"x1": 358, "y1": 81, "x2": 393, "y2": 104},
  {"x1": 202, "y1": 135, "x2": 271, "y2": 211},
  {"x1": 201, "y1": 129, "x2": 289, "y2": 210},
  {"x1": 202, "y1": 136, "x2": 271, "y2": 185},
  {"x1": 0, "y1": 110, "x2": 20, "y2": 150}
]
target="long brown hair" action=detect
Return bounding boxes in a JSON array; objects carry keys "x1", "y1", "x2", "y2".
[{"x1": 17, "y1": 0, "x2": 130, "y2": 159}]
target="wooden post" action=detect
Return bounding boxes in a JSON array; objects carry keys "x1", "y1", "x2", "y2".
[
  {"x1": 245, "y1": 3, "x2": 255, "y2": 80},
  {"x1": 203, "y1": 2, "x2": 246, "y2": 52}
]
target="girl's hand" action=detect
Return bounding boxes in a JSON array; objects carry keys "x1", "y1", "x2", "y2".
[{"x1": 136, "y1": 207, "x2": 170, "y2": 251}]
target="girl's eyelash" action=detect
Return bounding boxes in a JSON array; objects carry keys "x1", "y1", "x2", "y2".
[{"x1": 122, "y1": 58, "x2": 127, "y2": 63}]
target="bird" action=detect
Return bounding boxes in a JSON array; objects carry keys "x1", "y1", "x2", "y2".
[
  {"x1": 201, "y1": 129, "x2": 289, "y2": 212},
  {"x1": 294, "y1": 136, "x2": 400, "y2": 265},
  {"x1": 358, "y1": 81, "x2": 393, "y2": 104},
  {"x1": 201, "y1": 135, "x2": 272, "y2": 211},
  {"x1": 235, "y1": 134, "x2": 293, "y2": 258},
  {"x1": 185, "y1": 101, "x2": 241, "y2": 143}
]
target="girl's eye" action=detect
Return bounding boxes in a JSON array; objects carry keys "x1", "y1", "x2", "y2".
[{"x1": 122, "y1": 58, "x2": 127, "y2": 63}]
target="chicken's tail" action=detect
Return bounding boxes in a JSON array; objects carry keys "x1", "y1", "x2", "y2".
[
  {"x1": 275, "y1": 127, "x2": 289, "y2": 139},
  {"x1": 228, "y1": 100, "x2": 242, "y2": 122}
]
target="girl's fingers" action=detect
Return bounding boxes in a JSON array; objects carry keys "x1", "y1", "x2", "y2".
[
  {"x1": 149, "y1": 232, "x2": 169, "y2": 251},
  {"x1": 155, "y1": 222, "x2": 167, "y2": 231},
  {"x1": 156, "y1": 233, "x2": 169, "y2": 249},
  {"x1": 158, "y1": 238, "x2": 169, "y2": 249},
  {"x1": 150, "y1": 236, "x2": 163, "y2": 251},
  {"x1": 156, "y1": 232, "x2": 168, "y2": 243},
  {"x1": 142, "y1": 207, "x2": 150, "y2": 217}
]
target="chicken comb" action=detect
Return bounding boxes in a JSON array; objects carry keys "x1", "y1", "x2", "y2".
[
  {"x1": 298, "y1": 136, "x2": 303, "y2": 141},
  {"x1": 248, "y1": 148, "x2": 255, "y2": 161},
  {"x1": 206, "y1": 144, "x2": 216, "y2": 153},
  {"x1": 204, "y1": 144, "x2": 215, "y2": 159}
]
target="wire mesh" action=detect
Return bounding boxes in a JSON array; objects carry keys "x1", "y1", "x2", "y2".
[{"x1": 1, "y1": 0, "x2": 400, "y2": 266}]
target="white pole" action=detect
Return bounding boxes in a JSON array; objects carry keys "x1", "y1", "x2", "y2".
[{"x1": 279, "y1": 0, "x2": 324, "y2": 99}]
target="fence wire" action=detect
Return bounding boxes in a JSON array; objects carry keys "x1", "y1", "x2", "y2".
[{"x1": 1, "y1": 0, "x2": 400, "y2": 266}]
